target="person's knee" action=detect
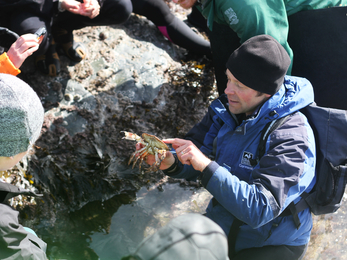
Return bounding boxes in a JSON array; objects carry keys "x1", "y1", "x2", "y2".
[
  {"x1": 102, "y1": 0, "x2": 133, "y2": 24},
  {"x1": 134, "y1": 0, "x2": 173, "y2": 25},
  {"x1": 10, "y1": 13, "x2": 51, "y2": 55},
  {"x1": 118, "y1": 2, "x2": 133, "y2": 24}
]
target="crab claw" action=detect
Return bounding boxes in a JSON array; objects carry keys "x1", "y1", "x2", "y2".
[{"x1": 121, "y1": 131, "x2": 142, "y2": 142}]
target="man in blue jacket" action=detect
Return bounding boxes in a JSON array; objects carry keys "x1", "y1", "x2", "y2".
[{"x1": 142, "y1": 34, "x2": 316, "y2": 259}]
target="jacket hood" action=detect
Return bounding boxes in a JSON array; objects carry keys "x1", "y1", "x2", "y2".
[
  {"x1": 253, "y1": 75, "x2": 314, "y2": 124},
  {"x1": 210, "y1": 76, "x2": 314, "y2": 130}
]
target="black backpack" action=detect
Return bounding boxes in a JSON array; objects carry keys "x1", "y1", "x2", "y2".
[
  {"x1": 254, "y1": 103, "x2": 347, "y2": 218},
  {"x1": 217, "y1": 103, "x2": 347, "y2": 256}
]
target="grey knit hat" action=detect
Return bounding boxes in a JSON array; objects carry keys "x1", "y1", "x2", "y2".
[
  {"x1": 126, "y1": 213, "x2": 228, "y2": 260},
  {"x1": 226, "y1": 34, "x2": 291, "y2": 95},
  {"x1": 0, "y1": 73, "x2": 44, "y2": 157}
]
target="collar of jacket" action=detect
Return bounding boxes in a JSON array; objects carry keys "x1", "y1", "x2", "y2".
[{"x1": 244, "y1": 76, "x2": 315, "y2": 128}]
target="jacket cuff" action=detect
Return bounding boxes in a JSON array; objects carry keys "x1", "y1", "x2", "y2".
[
  {"x1": 162, "y1": 154, "x2": 183, "y2": 176},
  {"x1": 201, "y1": 161, "x2": 219, "y2": 188},
  {"x1": 0, "y1": 53, "x2": 21, "y2": 76}
]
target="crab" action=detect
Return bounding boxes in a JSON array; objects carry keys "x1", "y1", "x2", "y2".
[{"x1": 121, "y1": 131, "x2": 169, "y2": 172}]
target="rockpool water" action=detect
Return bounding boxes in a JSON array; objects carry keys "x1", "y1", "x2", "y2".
[{"x1": 38, "y1": 179, "x2": 346, "y2": 260}]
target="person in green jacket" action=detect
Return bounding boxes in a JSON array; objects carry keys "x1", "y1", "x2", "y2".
[{"x1": 174, "y1": 0, "x2": 347, "y2": 95}]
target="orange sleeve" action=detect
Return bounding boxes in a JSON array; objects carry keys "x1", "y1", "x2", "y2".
[{"x1": 0, "y1": 52, "x2": 21, "y2": 76}]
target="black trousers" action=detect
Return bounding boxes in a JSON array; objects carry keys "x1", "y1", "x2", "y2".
[
  {"x1": 227, "y1": 214, "x2": 308, "y2": 260},
  {"x1": 130, "y1": 0, "x2": 211, "y2": 56},
  {"x1": 232, "y1": 244, "x2": 308, "y2": 260},
  {"x1": 7, "y1": 0, "x2": 132, "y2": 56},
  {"x1": 53, "y1": 0, "x2": 132, "y2": 32},
  {"x1": 208, "y1": 22, "x2": 240, "y2": 96}
]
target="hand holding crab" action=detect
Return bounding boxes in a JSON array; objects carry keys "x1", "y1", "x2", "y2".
[
  {"x1": 121, "y1": 132, "x2": 211, "y2": 173},
  {"x1": 121, "y1": 131, "x2": 173, "y2": 172}
]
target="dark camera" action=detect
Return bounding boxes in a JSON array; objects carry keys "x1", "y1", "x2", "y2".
[{"x1": 34, "y1": 27, "x2": 47, "y2": 41}]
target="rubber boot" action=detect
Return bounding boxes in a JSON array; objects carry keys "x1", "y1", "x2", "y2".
[
  {"x1": 35, "y1": 39, "x2": 60, "y2": 77},
  {"x1": 53, "y1": 27, "x2": 86, "y2": 62}
]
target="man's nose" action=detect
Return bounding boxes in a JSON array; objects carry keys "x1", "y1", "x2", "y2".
[{"x1": 225, "y1": 82, "x2": 235, "y2": 95}]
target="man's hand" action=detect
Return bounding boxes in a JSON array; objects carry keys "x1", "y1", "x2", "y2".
[
  {"x1": 135, "y1": 143, "x2": 176, "y2": 171},
  {"x1": 61, "y1": 0, "x2": 100, "y2": 19},
  {"x1": 7, "y1": 34, "x2": 40, "y2": 69},
  {"x1": 60, "y1": 0, "x2": 81, "y2": 14},
  {"x1": 163, "y1": 138, "x2": 211, "y2": 172},
  {"x1": 172, "y1": 0, "x2": 197, "y2": 9},
  {"x1": 80, "y1": 0, "x2": 100, "y2": 19}
]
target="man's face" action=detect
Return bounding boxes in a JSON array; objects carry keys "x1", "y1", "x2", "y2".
[{"x1": 225, "y1": 70, "x2": 271, "y2": 115}]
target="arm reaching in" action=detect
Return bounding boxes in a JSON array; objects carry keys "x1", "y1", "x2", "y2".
[
  {"x1": 80, "y1": 0, "x2": 100, "y2": 18},
  {"x1": 164, "y1": 138, "x2": 211, "y2": 172},
  {"x1": 172, "y1": 0, "x2": 197, "y2": 9},
  {"x1": 61, "y1": 0, "x2": 100, "y2": 19}
]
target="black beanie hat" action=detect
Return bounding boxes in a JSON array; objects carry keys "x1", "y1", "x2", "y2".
[{"x1": 226, "y1": 35, "x2": 291, "y2": 95}]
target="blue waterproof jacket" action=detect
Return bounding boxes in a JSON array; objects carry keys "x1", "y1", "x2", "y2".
[{"x1": 167, "y1": 76, "x2": 316, "y2": 252}]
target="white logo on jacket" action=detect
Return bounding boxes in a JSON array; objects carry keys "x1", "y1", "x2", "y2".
[
  {"x1": 224, "y1": 8, "x2": 239, "y2": 25},
  {"x1": 241, "y1": 151, "x2": 253, "y2": 166}
]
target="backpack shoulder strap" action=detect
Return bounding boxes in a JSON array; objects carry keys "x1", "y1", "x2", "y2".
[
  {"x1": 252, "y1": 113, "x2": 306, "y2": 229},
  {"x1": 250, "y1": 114, "x2": 292, "y2": 167},
  {"x1": 209, "y1": 136, "x2": 218, "y2": 160}
]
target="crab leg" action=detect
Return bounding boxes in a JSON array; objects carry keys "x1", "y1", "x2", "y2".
[
  {"x1": 154, "y1": 152, "x2": 160, "y2": 167},
  {"x1": 128, "y1": 146, "x2": 147, "y2": 165},
  {"x1": 129, "y1": 151, "x2": 140, "y2": 168},
  {"x1": 131, "y1": 148, "x2": 149, "y2": 170},
  {"x1": 158, "y1": 150, "x2": 167, "y2": 163},
  {"x1": 138, "y1": 151, "x2": 149, "y2": 170},
  {"x1": 131, "y1": 153, "x2": 142, "y2": 169},
  {"x1": 131, "y1": 152, "x2": 143, "y2": 169}
]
